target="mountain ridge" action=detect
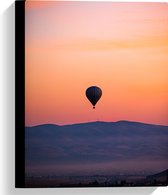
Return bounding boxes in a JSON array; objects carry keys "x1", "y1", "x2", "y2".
[
  {"x1": 25, "y1": 120, "x2": 168, "y2": 176},
  {"x1": 26, "y1": 120, "x2": 168, "y2": 128}
]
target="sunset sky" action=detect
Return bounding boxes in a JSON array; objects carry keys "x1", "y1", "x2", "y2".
[{"x1": 25, "y1": 1, "x2": 168, "y2": 126}]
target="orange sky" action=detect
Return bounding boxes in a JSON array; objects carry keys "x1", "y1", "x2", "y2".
[{"x1": 25, "y1": 1, "x2": 168, "y2": 126}]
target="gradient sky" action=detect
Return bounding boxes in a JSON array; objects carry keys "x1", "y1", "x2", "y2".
[{"x1": 25, "y1": 1, "x2": 168, "y2": 126}]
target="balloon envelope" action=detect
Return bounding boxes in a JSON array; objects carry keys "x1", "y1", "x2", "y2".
[{"x1": 85, "y1": 86, "x2": 102, "y2": 109}]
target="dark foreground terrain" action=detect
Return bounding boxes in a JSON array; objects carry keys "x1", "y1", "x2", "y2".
[{"x1": 25, "y1": 169, "x2": 168, "y2": 188}]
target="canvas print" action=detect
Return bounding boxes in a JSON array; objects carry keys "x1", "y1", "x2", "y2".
[{"x1": 25, "y1": 1, "x2": 168, "y2": 187}]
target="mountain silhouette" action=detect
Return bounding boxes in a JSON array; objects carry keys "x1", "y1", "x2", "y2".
[
  {"x1": 25, "y1": 121, "x2": 168, "y2": 176},
  {"x1": 147, "y1": 169, "x2": 168, "y2": 179}
]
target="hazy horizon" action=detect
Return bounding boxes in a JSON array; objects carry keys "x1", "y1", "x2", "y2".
[{"x1": 25, "y1": 119, "x2": 168, "y2": 128}]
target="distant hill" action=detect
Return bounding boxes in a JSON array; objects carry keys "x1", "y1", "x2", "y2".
[
  {"x1": 146, "y1": 169, "x2": 168, "y2": 185},
  {"x1": 25, "y1": 121, "x2": 168, "y2": 176}
]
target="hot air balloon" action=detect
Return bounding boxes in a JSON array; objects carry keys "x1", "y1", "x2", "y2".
[{"x1": 85, "y1": 86, "x2": 102, "y2": 109}]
